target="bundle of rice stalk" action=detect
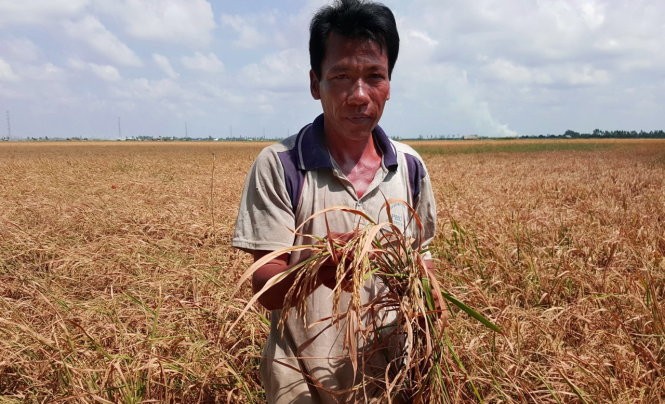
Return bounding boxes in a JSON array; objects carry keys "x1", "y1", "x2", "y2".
[{"x1": 232, "y1": 199, "x2": 500, "y2": 402}]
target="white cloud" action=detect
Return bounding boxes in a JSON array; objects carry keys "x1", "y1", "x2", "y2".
[
  {"x1": 221, "y1": 14, "x2": 266, "y2": 49},
  {"x1": 0, "y1": 58, "x2": 19, "y2": 81},
  {"x1": 153, "y1": 54, "x2": 179, "y2": 79},
  {"x1": 63, "y1": 15, "x2": 142, "y2": 67},
  {"x1": 181, "y1": 52, "x2": 224, "y2": 73},
  {"x1": 386, "y1": 0, "x2": 665, "y2": 134},
  {"x1": 484, "y1": 59, "x2": 609, "y2": 88},
  {"x1": 407, "y1": 30, "x2": 438, "y2": 47},
  {"x1": 196, "y1": 86, "x2": 245, "y2": 106},
  {"x1": 444, "y1": 68, "x2": 518, "y2": 137},
  {"x1": 22, "y1": 63, "x2": 66, "y2": 82},
  {"x1": 580, "y1": 1, "x2": 606, "y2": 29},
  {"x1": 89, "y1": 64, "x2": 120, "y2": 81},
  {"x1": 485, "y1": 59, "x2": 552, "y2": 85},
  {"x1": 0, "y1": 37, "x2": 41, "y2": 62},
  {"x1": 94, "y1": 0, "x2": 215, "y2": 46},
  {"x1": 128, "y1": 78, "x2": 179, "y2": 99},
  {"x1": 240, "y1": 49, "x2": 308, "y2": 91},
  {"x1": 561, "y1": 64, "x2": 610, "y2": 86},
  {"x1": 389, "y1": 61, "x2": 518, "y2": 137},
  {"x1": 111, "y1": 78, "x2": 196, "y2": 105},
  {"x1": 0, "y1": 0, "x2": 88, "y2": 26},
  {"x1": 399, "y1": 28, "x2": 440, "y2": 68},
  {"x1": 68, "y1": 58, "x2": 120, "y2": 81}
]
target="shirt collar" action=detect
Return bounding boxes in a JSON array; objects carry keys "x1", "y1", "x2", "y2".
[{"x1": 296, "y1": 113, "x2": 398, "y2": 171}]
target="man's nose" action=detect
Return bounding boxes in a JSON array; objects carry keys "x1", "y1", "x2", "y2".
[{"x1": 347, "y1": 79, "x2": 370, "y2": 105}]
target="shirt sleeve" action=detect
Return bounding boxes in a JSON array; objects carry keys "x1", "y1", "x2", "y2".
[{"x1": 232, "y1": 146, "x2": 296, "y2": 252}]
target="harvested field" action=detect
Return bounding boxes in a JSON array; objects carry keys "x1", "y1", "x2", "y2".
[{"x1": 1, "y1": 139, "x2": 664, "y2": 402}]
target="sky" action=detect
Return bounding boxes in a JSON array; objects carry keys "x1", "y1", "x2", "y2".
[{"x1": 0, "y1": 0, "x2": 663, "y2": 139}]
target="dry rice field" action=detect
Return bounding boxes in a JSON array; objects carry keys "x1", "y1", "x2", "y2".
[{"x1": 1, "y1": 139, "x2": 664, "y2": 403}]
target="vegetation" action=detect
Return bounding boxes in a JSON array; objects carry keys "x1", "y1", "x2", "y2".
[
  {"x1": 1, "y1": 139, "x2": 663, "y2": 402},
  {"x1": 232, "y1": 203, "x2": 499, "y2": 401},
  {"x1": 4, "y1": 127, "x2": 663, "y2": 143},
  {"x1": 544, "y1": 129, "x2": 665, "y2": 139}
]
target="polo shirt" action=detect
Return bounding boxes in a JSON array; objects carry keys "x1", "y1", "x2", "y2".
[{"x1": 232, "y1": 113, "x2": 437, "y2": 403}]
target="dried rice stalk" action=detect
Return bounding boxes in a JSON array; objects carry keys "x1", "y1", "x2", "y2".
[{"x1": 232, "y1": 200, "x2": 500, "y2": 402}]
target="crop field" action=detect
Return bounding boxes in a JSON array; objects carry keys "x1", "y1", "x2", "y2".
[{"x1": 1, "y1": 139, "x2": 664, "y2": 402}]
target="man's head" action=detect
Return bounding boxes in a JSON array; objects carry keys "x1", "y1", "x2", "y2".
[{"x1": 309, "y1": 0, "x2": 399, "y2": 81}]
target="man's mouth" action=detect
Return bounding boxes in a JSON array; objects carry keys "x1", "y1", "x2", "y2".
[{"x1": 347, "y1": 115, "x2": 372, "y2": 124}]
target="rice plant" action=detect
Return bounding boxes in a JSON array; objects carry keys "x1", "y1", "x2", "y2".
[{"x1": 233, "y1": 200, "x2": 500, "y2": 402}]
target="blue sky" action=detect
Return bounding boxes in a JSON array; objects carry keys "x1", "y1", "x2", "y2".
[{"x1": 1, "y1": 0, "x2": 663, "y2": 139}]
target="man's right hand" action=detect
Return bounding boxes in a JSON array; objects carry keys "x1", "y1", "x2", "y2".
[
  {"x1": 251, "y1": 252, "x2": 293, "y2": 310},
  {"x1": 251, "y1": 231, "x2": 358, "y2": 309},
  {"x1": 318, "y1": 231, "x2": 357, "y2": 291}
]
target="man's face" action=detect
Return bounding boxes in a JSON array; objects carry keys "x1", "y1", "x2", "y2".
[{"x1": 310, "y1": 32, "x2": 391, "y2": 142}]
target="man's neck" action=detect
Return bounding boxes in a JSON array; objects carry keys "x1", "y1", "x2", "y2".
[
  {"x1": 326, "y1": 132, "x2": 380, "y2": 173},
  {"x1": 325, "y1": 130, "x2": 383, "y2": 199}
]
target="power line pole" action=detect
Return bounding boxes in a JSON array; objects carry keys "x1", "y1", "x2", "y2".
[
  {"x1": 117, "y1": 116, "x2": 122, "y2": 139},
  {"x1": 6, "y1": 110, "x2": 10, "y2": 139}
]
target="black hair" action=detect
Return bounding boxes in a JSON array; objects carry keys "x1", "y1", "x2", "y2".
[{"x1": 309, "y1": 0, "x2": 399, "y2": 79}]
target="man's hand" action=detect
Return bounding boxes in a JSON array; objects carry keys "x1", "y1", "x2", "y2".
[
  {"x1": 318, "y1": 231, "x2": 357, "y2": 291},
  {"x1": 251, "y1": 252, "x2": 293, "y2": 310},
  {"x1": 251, "y1": 231, "x2": 360, "y2": 309}
]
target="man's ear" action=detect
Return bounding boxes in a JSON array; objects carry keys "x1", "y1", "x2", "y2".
[{"x1": 309, "y1": 70, "x2": 320, "y2": 100}]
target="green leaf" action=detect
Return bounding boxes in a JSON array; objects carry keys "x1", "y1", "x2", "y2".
[{"x1": 442, "y1": 291, "x2": 502, "y2": 333}]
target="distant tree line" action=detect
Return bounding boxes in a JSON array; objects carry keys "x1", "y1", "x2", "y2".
[
  {"x1": 4, "y1": 129, "x2": 665, "y2": 142},
  {"x1": 126, "y1": 135, "x2": 279, "y2": 142},
  {"x1": 10, "y1": 136, "x2": 90, "y2": 142},
  {"x1": 523, "y1": 129, "x2": 665, "y2": 139}
]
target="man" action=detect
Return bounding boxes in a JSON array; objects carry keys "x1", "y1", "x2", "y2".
[{"x1": 232, "y1": 0, "x2": 436, "y2": 401}]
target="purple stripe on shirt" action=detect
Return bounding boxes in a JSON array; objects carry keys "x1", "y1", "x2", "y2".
[
  {"x1": 298, "y1": 114, "x2": 332, "y2": 170},
  {"x1": 296, "y1": 113, "x2": 398, "y2": 171},
  {"x1": 404, "y1": 153, "x2": 425, "y2": 206},
  {"x1": 372, "y1": 125, "x2": 398, "y2": 169},
  {"x1": 281, "y1": 114, "x2": 409, "y2": 211},
  {"x1": 277, "y1": 146, "x2": 305, "y2": 214}
]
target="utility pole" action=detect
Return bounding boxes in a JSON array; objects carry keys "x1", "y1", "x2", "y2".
[
  {"x1": 6, "y1": 110, "x2": 10, "y2": 139},
  {"x1": 117, "y1": 116, "x2": 122, "y2": 139},
  {"x1": 185, "y1": 121, "x2": 189, "y2": 138}
]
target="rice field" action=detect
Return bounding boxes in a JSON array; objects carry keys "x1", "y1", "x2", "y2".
[{"x1": 1, "y1": 139, "x2": 664, "y2": 402}]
